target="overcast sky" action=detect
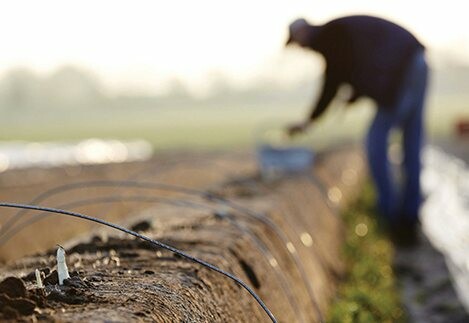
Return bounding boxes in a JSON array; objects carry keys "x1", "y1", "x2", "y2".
[{"x1": 0, "y1": 1, "x2": 467, "y2": 95}]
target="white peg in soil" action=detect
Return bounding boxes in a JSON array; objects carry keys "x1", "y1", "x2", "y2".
[
  {"x1": 57, "y1": 246, "x2": 70, "y2": 285},
  {"x1": 35, "y1": 269, "x2": 44, "y2": 288}
]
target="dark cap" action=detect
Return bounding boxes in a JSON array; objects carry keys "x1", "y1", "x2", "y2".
[{"x1": 286, "y1": 18, "x2": 309, "y2": 46}]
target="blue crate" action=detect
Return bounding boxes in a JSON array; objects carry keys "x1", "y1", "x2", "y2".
[{"x1": 257, "y1": 144, "x2": 315, "y2": 178}]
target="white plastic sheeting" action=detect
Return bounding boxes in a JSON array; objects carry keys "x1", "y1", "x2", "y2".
[
  {"x1": 421, "y1": 145, "x2": 469, "y2": 312},
  {"x1": 0, "y1": 139, "x2": 153, "y2": 172}
]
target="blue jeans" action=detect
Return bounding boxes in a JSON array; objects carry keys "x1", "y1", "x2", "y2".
[{"x1": 366, "y1": 51, "x2": 428, "y2": 224}]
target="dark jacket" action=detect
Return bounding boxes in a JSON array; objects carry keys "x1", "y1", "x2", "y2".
[{"x1": 307, "y1": 15, "x2": 424, "y2": 120}]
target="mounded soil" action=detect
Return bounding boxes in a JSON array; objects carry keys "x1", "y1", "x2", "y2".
[{"x1": 0, "y1": 146, "x2": 366, "y2": 322}]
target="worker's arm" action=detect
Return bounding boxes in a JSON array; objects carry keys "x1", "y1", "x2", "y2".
[
  {"x1": 287, "y1": 70, "x2": 339, "y2": 136},
  {"x1": 308, "y1": 70, "x2": 340, "y2": 121}
]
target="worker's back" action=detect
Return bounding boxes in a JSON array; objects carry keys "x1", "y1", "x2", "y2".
[{"x1": 310, "y1": 15, "x2": 424, "y2": 107}]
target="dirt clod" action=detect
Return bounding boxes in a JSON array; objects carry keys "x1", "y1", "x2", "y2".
[
  {"x1": 1, "y1": 305, "x2": 19, "y2": 320},
  {"x1": 131, "y1": 220, "x2": 152, "y2": 232},
  {"x1": 0, "y1": 277, "x2": 27, "y2": 298},
  {"x1": 0, "y1": 293, "x2": 36, "y2": 316},
  {"x1": 28, "y1": 288, "x2": 47, "y2": 308},
  {"x1": 43, "y1": 270, "x2": 59, "y2": 286},
  {"x1": 46, "y1": 284, "x2": 89, "y2": 305},
  {"x1": 63, "y1": 276, "x2": 88, "y2": 289}
]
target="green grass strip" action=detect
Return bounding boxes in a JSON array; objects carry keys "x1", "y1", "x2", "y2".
[{"x1": 327, "y1": 182, "x2": 406, "y2": 323}]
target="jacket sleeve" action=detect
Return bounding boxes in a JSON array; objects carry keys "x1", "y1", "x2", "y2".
[{"x1": 309, "y1": 70, "x2": 340, "y2": 121}]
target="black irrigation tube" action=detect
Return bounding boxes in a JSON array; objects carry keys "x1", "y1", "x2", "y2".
[
  {"x1": 274, "y1": 180, "x2": 336, "y2": 294},
  {"x1": 0, "y1": 175, "x2": 335, "y2": 239},
  {"x1": 129, "y1": 151, "x2": 352, "y2": 316},
  {"x1": 1, "y1": 180, "x2": 324, "y2": 321},
  {"x1": 0, "y1": 202, "x2": 277, "y2": 323},
  {"x1": 0, "y1": 196, "x2": 212, "y2": 246},
  {"x1": 219, "y1": 213, "x2": 307, "y2": 323},
  {"x1": 0, "y1": 195, "x2": 305, "y2": 322},
  {"x1": 214, "y1": 196, "x2": 324, "y2": 322},
  {"x1": 0, "y1": 181, "x2": 205, "y2": 239}
]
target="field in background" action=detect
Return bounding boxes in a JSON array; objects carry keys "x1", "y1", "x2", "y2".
[
  {"x1": 1, "y1": 93, "x2": 467, "y2": 151},
  {"x1": 0, "y1": 101, "x2": 369, "y2": 150},
  {"x1": 1, "y1": 60, "x2": 468, "y2": 151}
]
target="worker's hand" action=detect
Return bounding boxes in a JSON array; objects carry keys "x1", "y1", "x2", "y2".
[{"x1": 286, "y1": 121, "x2": 310, "y2": 137}]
